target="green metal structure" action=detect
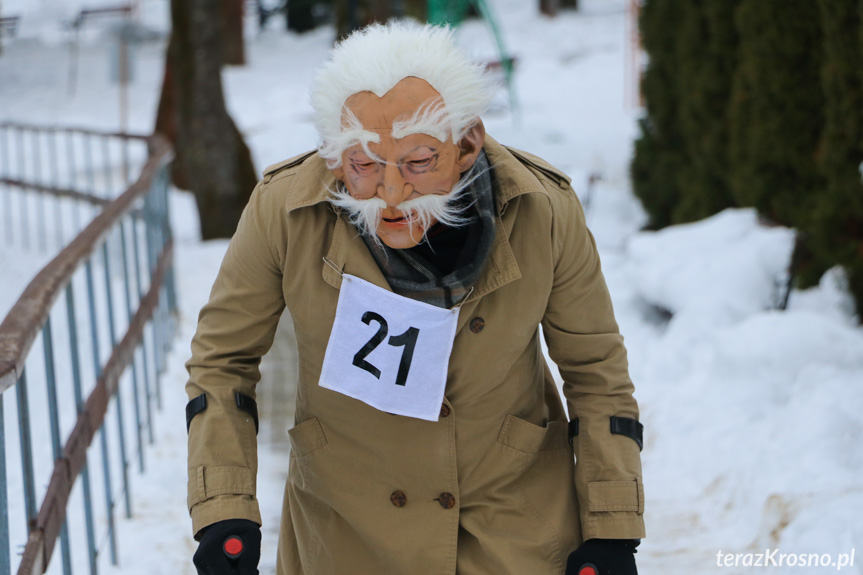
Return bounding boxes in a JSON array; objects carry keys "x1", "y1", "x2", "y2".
[{"x1": 427, "y1": 0, "x2": 518, "y2": 114}]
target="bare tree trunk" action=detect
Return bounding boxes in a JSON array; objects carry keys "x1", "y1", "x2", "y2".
[
  {"x1": 287, "y1": 0, "x2": 316, "y2": 32},
  {"x1": 156, "y1": 0, "x2": 258, "y2": 239},
  {"x1": 155, "y1": 32, "x2": 191, "y2": 190},
  {"x1": 334, "y1": 0, "x2": 393, "y2": 41},
  {"x1": 402, "y1": 0, "x2": 426, "y2": 21},
  {"x1": 221, "y1": 0, "x2": 245, "y2": 65},
  {"x1": 368, "y1": 0, "x2": 390, "y2": 21},
  {"x1": 540, "y1": 0, "x2": 559, "y2": 17}
]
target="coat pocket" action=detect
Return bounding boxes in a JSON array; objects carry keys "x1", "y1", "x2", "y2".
[
  {"x1": 496, "y1": 413, "x2": 569, "y2": 454},
  {"x1": 288, "y1": 417, "x2": 328, "y2": 458},
  {"x1": 487, "y1": 414, "x2": 580, "y2": 566}
]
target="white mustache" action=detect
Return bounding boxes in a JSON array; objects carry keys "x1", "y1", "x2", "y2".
[{"x1": 328, "y1": 165, "x2": 484, "y2": 245}]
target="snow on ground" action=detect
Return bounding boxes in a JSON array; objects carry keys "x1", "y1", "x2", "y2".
[{"x1": 2, "y1": 0, "x2": 863, "y2": 573}]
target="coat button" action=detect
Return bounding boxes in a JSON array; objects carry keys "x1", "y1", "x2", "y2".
[
  {"x1": 390, "y1": 491, "x2": 407, "y2": 508},
  {"x1": 436, "y1": 492, "x2": 456, "y2": 509},
  {"x1": 439, "y1": 404, "x2": 451, "y2": 418},
  {"x1": 469, "y1": 317, "x2": 485, "y2": 333}
]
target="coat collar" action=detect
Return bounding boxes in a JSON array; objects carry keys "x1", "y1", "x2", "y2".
[{"x1": 280, "y1": 135, "x2": 554, "y2": 306}]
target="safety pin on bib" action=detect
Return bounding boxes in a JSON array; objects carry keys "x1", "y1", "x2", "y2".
[
  {"x1": 323, "y1": 256, "x2": 346, "y2": 278},
  {"x1": 450, "y1": 286, "x2": 473, "y2": 312}
]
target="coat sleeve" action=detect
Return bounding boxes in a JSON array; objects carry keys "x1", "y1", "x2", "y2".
[
  {"x1": 185, "y1": 180, "x2": 287, "y2": 538},
  {"x1": 540, "y1": 185, "x2": 645, "y2": 541}
]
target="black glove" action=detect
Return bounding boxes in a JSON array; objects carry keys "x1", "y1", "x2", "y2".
[
  {"x1": 193, "y1": 518, "x2": 261, "y2": 575},
  {"x1": 565, "y1": 539, "x2": 639, "y2": 575}
]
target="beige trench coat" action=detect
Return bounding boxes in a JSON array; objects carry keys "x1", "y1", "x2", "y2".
[{"x1": 186, "y1": 136, "x2": 645, "y2": 574}]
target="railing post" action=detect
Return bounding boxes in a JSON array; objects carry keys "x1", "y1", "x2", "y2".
[
  {"x1": 1, "y1": 124, "x2": 12, "y2": 244},
  {"x1": 32, "y1": 128, "x2": 47, "y2": 253},
  {"x1": 66, "y1": 284, "x2": 110, "y2": 573},
  {"x1": 115, "y1": 220, "x2": 138, "y2": 519},
  {"x1": 123, "y1": 220, "x2": 150, "y2": 464},
  {"x1": 97, "y1": 224, "x2": 134, "y2": 528},
  {"x1": 48, "y1": 130, "x2": 64, "y2": 249},
  {"x1": 42, "y1": 318, "x2": 73, "y2": 575},
  {"x1": 15, "y1": 369, "x2": 38, "y2": 540},
  {"x1": 133, "y1": 198, "x2": 158, "y2": 415},
  {"x1": 66, "y1": 130, "x2": 82, "y2": 232},
  {"x1": 16, "y1": 127, "x2": 29, "y2": 249},
  {"x1": 121, "y1": 137, "x2": 130, "y2": 187},
  {"x1": 84, "y1": 254, "x2": 144, "y2": 484},
  {"x1": 84, "y1": 132, "x2": 98, "y2": 220},
  {"x1": 143, "y1": 182, "x2": 167, "y2": 413},
  {"x1": 0, "y1": 394, "x2": 10, "y2": 575},
  {"x1": 109, "y1": 235, "x2": 155, "y2": 450},
  {"x1": 156, "y1": 173, "x2": 171, "y2": 410},
  {"x1": 162, "y1": 167, "x2": 178, "y2": 319},
  {"x1": 101, "y1": 134, "x2": 113, "y2": 198}
]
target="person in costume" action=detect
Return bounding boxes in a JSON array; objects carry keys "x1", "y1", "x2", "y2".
[{"x1": 186, "y1": 21, "x2": 645, "y2": 575}]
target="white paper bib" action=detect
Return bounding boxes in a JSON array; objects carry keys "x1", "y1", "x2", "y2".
[{"x1": 319, "y1": 274, "x2": 460, "y2": 421}]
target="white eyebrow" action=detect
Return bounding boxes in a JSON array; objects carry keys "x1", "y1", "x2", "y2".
[
  {"x1": 391, "y1": 98, "x2": 451, "y2": 142},
  {"x1": 338, "y1": 106, "x2": 384, "y2": 163},
  {"x1": 342, "y1": 128, "x2": 381, "y2": 149}
]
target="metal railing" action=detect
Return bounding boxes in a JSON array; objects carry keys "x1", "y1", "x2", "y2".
[
  {"x1": 0, "y1": 124, "x2": 151, "y2": 252},
  {"x1": 0, "y1": 123, "x2": 177, "y2": 575}
]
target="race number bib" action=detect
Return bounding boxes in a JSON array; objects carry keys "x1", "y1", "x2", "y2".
[{"x1": 319, "y1": 274, "x2": 460, "y2": 421}]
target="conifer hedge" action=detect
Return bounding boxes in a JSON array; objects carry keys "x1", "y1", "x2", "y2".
[
  {"x1": 674, "y1": 1, "x2": 738, "y2": 223},
  {"x1": 630, "y1": 0, "x2": 686, "y2": 230},
  {"x1": 813, "y1": 0, "x2": 863, "y2": 311},
  {"x1": 632, "y1": 0, "x2": 863, "y2": 318},
  {"x1": 729, "y1": 0, "x2": 824, "y2": 230}
]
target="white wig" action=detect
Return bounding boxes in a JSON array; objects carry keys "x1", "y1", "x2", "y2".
[{"x1": 310, "y1": 20, "x2": 498, "y2": 168}]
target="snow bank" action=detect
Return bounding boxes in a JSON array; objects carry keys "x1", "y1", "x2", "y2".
[
  {"x1": 627, "y1": 208, "x2": 796, "y2": 321},
  {"x1": 621, "y1": 211, "x2": 863, "y2": 568}
]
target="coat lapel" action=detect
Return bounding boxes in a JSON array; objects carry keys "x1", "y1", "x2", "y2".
[{"x1": 321, "y1": 215, "x2": 393, "y2": 293}]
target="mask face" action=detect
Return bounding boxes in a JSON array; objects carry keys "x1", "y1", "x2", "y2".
[{"x1": 331, "y1": 77, "x2": 483, "y2": 249}]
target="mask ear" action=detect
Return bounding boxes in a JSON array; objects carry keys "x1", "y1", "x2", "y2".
[
  {"x1": 455, "y1": 120, "x2": 486, "y2": 172},
  {"x1": 331, "y1": 164, "x2": 345, "y2": 181}
]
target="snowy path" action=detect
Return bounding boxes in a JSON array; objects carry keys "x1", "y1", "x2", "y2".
[{"x1": 90, "y1": 206, "x2": 292, "y2": 574}]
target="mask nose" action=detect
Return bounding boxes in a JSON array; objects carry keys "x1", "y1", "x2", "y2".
[{"x1": 377, "y1": 163, "x2": 413, "y2": 208}]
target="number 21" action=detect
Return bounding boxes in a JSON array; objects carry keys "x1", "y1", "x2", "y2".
[{"x1": 352, "y1": 311, "x2": 420, "y2": 387}]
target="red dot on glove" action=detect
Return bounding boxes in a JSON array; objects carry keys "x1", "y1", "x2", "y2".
[
  {"x1": 578, "y1": 566, "x2": 597, "y2": 575},
  {"x1": 223, "y1": 536, "x2": 244, "y2": 558}
]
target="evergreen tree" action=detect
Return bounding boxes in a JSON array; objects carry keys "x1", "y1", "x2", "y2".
[
  {"x1": 631, "y1": 0, "x2": 687, "y2": 229},
  {"x1": 813, "y1": 0, "x2": 863, "y2": 317},
  {"x1": 673, "y1": 0, "x2": 739, "y2": 223},
  {"x1": 729, "y1": 0, "x2": 824, "y2": 230}
]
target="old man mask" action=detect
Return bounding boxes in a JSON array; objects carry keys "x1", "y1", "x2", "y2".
[{"x1": 311, "y1": 23, "x2": 497, "y2": 250}]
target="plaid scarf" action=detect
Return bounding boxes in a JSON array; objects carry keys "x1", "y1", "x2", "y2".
[{"x1": 362, "y1": 151, "x2": 496, "y2": 309}]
